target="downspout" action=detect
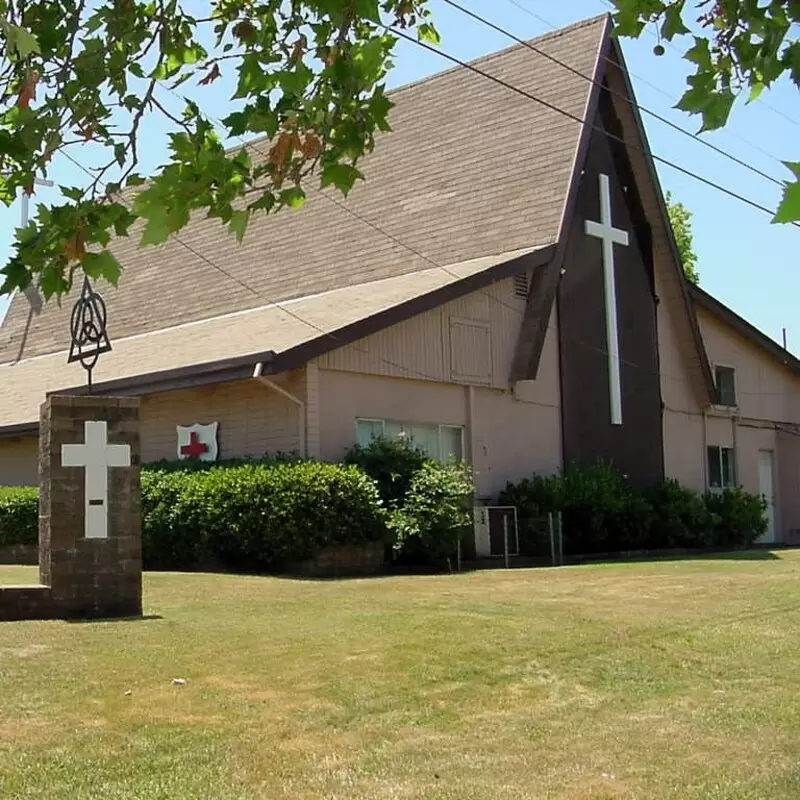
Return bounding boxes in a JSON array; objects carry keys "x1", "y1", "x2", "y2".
[{"x1": 253, "y1": 362, "x2": 306, "y2": 458}]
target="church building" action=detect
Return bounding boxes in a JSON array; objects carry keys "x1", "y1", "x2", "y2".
[{"x1": 1, "y1": 14, "x2": 798, "y2": 545}]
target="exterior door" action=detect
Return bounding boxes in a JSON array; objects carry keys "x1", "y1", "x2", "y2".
[{"x1": 757, "y1": 450, "x2": 777, "y2": 544}]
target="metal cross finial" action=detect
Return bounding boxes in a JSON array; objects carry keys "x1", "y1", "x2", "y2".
[{"x1": 67, "y1": 277, "x2": 112, "y2": 393}]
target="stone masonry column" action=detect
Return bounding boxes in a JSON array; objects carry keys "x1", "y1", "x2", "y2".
[{"x1": 39, "y1": 395, "x2": 142, "y2": 619}]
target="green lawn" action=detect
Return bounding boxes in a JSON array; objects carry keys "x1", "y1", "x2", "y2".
[{"x1": 1, "y1": 552, "x2": 799, "y2": 799}]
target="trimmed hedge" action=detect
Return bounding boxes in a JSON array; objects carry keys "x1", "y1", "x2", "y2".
[
  {"x1": 499, "y1": 463, "x2": 768, "y2": 556},
  {"x1": 142, "y1": 460, "x2": 387, "y2": 570},
  {"x1": 0, "y1": 460, "x2": 387, "y2": 571},
  {"x1": 0, "y1": 487, "x2": 38, "y2": 548}
]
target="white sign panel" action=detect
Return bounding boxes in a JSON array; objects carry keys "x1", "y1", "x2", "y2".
[
  {"x1": 61, "y1": 420, "x2": 131, "y2": 539},
  {"x1": 176, "y1": 422, "x2": 219, "y2": 462}
]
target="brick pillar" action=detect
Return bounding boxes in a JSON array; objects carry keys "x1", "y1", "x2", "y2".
[{"x1": 38, "y1": 395, "x2": 142, "y2": 619}]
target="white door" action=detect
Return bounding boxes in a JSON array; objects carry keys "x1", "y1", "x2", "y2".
[{"x1": 757, "y1": 450, "x2": 777, "y2": 544}]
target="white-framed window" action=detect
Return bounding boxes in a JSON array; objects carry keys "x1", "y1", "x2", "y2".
[
  {"x1": 707, "y1": 445, "x2": 736, "y2": 489},
  {"x1": 355, "y1": 418, "x2": 465, "y2": 462},
  {"x1": 714, "y1": 365, "x2": 737, "y2": 407}
]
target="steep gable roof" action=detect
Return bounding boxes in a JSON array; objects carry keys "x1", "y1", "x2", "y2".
[
  {"x1": 510, "y1": 27, "x2": 715, "y2": 406},
  {"x1": 0, "y1": 14, "x2": 607, "y2": 365}
]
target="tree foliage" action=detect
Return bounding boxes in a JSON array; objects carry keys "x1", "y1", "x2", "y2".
[
  {"x1": 665, "y1": 191, "x2": 699, "y2": 283},
  {"x1": 0, "y1": 0, "x2": 436, "y2": 299},
  {"x1": 612, "y1": 0, "x2": 800, "y2": 223}
]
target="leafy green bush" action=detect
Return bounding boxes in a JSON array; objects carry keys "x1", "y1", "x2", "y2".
[
  {"x1": 142, "y1": 460, "x2": 388, "y2": 571},
  {"x1": 500, "y1": 463, "x2": 767, "y2": 556},
  {"x1": 0, "y1": 487, "x2": 38, "y2": 548},
  {"x1": 705, "y1": 488, "x2": 767, "y2": 547},
  {"x1": 390, "y1": 461, "x2": 474, "y2": 565},
  {"x1": 644, "y1": 479, "x2": 712, "y2": 549},
  {"x1": 344, "y1": 436, "x2": 427, "y2": 509}
]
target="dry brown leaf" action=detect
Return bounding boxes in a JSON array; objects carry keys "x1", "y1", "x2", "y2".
[
  {"x1": 268, "y1": 132, "x2": 294, "y2": 167},
  {"x1": 291, "y1": 34, "x2": 308, "y2": 64},
  {"x1": 301, "y1": 133, "x2": 323, "y2": 158},
  {"x1": 16, "y1": 69, "x2": 39, "y2": 110},
  {"x1": 198, "y1": 63, "x2": 221, "y2": 86},
  {"x1": 64, "y1": 228, "x2": 86, "y2": 262}
]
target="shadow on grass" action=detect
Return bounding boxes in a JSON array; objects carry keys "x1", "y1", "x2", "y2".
[{"x1": 66, "y1": 614, "x2": 164, "y2": 625}]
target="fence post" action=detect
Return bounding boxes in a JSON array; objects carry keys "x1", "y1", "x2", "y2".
[
  {"x1": 548, "y1": 511, "x2": 555, "y2": 567},
  {"x1": 557, "y1": 511, "x2": 564, "y2": 566},
  {"x1": 503, "y1": 514, "x2": 510, "y2": 569}
]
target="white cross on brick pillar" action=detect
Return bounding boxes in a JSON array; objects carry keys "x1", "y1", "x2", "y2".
[{"x1": 61, "y1": 420, "x2": 131, "y2": 539}]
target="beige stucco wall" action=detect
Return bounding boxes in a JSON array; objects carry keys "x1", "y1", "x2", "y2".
[
  {"x1": 697, "y1": 307, "x2": 797, "y2": 422},
  {"x1": 140, "y1": 372, "x2": 306, "y2": 462},
  {"x1": 654, "y1": 244, "x2": 708, "y2": 492},
  {"x1": 0, "y1": 436, "x2": 38, "y2": 486},
  {"x1": 316, "y1": 278, "x2": 563, "y2": 498}
]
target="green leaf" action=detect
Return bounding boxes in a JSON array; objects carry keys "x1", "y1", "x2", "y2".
[
  {"x1": 2, "y1": 23, "x2": 41, "y2": 59},
  {"x1": 321, "y1": 163, "x2": 363, "y2": 196},
  {"x1": 773, "y1": 179, "x2": 800, "y2": 223},
  {"x1": 747, "y1": 82, "x2": 765, "y2": 103},
  {"x1": 60, "y1": 186, "x2": 85, "y2": 202},
  {"x1": 126, "y1": 173, "x2": 146, "y2": 187},
  {"x1": 418, "y1": 23, "x2": 440, "y2": 45},
  {"x1": 684, "y1": 37, "x2": 712, "y2": 70},
  {"x1": 280, "y1": 187, "x2": 306, "y2": 209},
  {"x1": 228, "y1": 209, "x2": 250, "y2": 242},
  {"x1": 782, "y1": 161, "x2": 800, "y2": 180},
  {"x1": 82, "y1": 250, "x2": 122, "y2": 285},
  {"x1": 661, "y1": 3, "x2": 690, "y2": 41},
  {"x1": 698, "y1": 89, "x2": 736, "y2": 131}
]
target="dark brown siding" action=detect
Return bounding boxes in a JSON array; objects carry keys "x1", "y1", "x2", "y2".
[{"x1": 557, "y1": 96, "x2": 664, "y2": 487}]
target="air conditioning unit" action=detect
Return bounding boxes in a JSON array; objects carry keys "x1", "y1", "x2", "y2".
[{"x1": 473, "y1": 505, "x2": 519, "y2": 558}]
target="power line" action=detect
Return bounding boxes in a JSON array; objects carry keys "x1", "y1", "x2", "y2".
[
  {"x1": 443, "y1": 0, "x2": 785, "y2": 188},
  {"x1": 501, "y1": 0, "x2": 793, "y2": 168},
  {"x1": 390, "y1": 25, "x2": 799, "y2": 228}
]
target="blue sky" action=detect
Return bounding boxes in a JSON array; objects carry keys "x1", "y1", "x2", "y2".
[{"x1": 1, "y1": 0, "x2": 798, "y2": 350}]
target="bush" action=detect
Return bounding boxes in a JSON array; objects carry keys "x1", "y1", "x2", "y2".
[
  {"x1": 142, "y1": 460, "x2": 388, "y2": 571},
  {"x1": 390, "y1": 461, "x2": 474, "y2": 565},
  {"x1": 643, "y1": 479, "x2": 711, "y2": 549},
  {"x1": 705, "y1": 487, "x2": 767, "y2": 547},
  {"x1": 343, "y1": 436, "x2": 427, "y2": 510},
  {"x1": 0, "y1": 487, "x2": 38, "y2": 548},
  {"x1": 500, "y1": 464, "x2": 767, "y2": 556}
]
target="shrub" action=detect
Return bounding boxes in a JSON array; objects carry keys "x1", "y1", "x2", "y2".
[
  {"x1": 391, "y1": 461, "x2": 474, "y2": 565},
  {"x1": 142, "y1": 461, "x2": 388, "y2": 571},
  {"x1": 704, "y1": 488, "x2": 767, "y2": 547},
  {"x1": 344, "y1": 436, "x2": 427, "y2": 510},
  {"x1": 0, "y1": 487, "x2": 38, "y2": 548},
  {"x1": 498, "y1": 474, "x2": 561, "y2": 556},
  {"x1": 644, "y1": 479, "x2": 711, "y2": 549}
]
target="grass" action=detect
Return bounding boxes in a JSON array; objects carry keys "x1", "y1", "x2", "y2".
[{"x1": 1, "y1": 551, "x2": 800, "y2": 799}]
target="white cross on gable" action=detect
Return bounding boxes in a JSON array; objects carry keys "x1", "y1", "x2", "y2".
[
  {"x1": 61, "y1": 421, "x2": 131, "y2": 539},
  {"x1": 585, "y1": 173, "x2": 629, "y2": 426}
]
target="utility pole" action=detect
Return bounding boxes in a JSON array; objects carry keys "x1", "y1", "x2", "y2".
[{"x1": 20, "y1": 177, "x2": 54, "y2": 226}]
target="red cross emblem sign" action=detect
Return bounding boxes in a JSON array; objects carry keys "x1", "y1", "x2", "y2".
[{"x1": 176, "y1": 423, "x2": 219, "y2": 462}]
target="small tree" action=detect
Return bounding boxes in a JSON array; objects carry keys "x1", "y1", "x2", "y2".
[
  {"x1": 666, "y1": 191, "x2": 699, "y2": 284},
  {"x1": 390, "y1": 460, "x2": 474, "y2": 567}
]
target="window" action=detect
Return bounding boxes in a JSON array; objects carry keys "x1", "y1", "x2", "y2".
[
  {"x1": 714, "y1": 366, "x2": 737, "y2": 407},
  {"x1": 355, "y1": 419, "x2": 464, "y2": 462},
  {"x1": 707, "y1": 446, "x2": 736, "y2": 489}
]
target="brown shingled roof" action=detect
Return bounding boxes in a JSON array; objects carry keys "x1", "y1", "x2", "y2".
[{"x1": 0, "y1": 14, "x2": 607, "y2": 364}]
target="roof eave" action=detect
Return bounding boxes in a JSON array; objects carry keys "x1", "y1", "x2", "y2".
[{"x1": 689, "y1": 283, "x2": 800, "y2": 375}]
